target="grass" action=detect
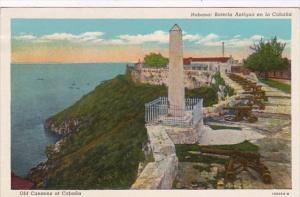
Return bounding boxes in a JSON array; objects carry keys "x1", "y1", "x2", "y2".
[
  {"x1": 175, "y1": 140, "x2": 259, "y2": 164},
  {"x1": 259, "y1": 78, "x2": 291, "y2": 93},
  {"x1": 185, "y1": 86, "x2": 218, "y2": 107},
  {"x1": 208, "y1": 124, "x2": 242, "y2": 130},
  {"x1": 212, "y1": 71, "x2": 235, "y2": 97},
  {"x1": 30, "y1": 74, "x2": 218, "y2": 189}
]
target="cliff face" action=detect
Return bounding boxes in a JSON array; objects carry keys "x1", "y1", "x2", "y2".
[
  {"x1": 28, "y1": 75, "x2": 167, "y2": 189},
  {"x1": 44, "y1": 118, "x2": 80, "y2": 136},
  {"x1": 28, "y1": 74, "x2": 217, "y2": 189}
]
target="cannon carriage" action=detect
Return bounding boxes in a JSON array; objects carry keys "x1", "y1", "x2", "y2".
[
  {"x1": 223, "y1": 106, "x2": 258, "y2": 123},
  {"x1": 235, "y1": 95, "x2": 265, "y2": 110},
  {"x1": 223, "y1": 73, "x2": 269, "y2": 122},
  {"x1": 199, "y1": 148, "x2": 272, "y2": 184}
]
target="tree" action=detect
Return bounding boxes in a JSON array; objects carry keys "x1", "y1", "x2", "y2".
[
  {"x1": 144, "y1": 53, "x2": 169, "y2": 68},
  {"x1": 244, "y1": 37, "x2": 288, "y2": 78}
]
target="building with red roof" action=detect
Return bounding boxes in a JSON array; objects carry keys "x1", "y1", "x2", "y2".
[
  {"x1": 183, "y1": 56, "x2": 238, "y2": 73},
  {"x1": 183, "y1": 57, "x2": 231, "y2": 65}
]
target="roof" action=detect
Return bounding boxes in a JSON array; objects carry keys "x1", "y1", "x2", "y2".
[
  {"x1": 11, "y1": 173, "x2": 35, "y2": 189},
  {"x1": 183, "y1": 57, "x2": 231, "y2": 65},
  {"x1": 170, "y1": 24, "x2": 182, "y2": 32}
]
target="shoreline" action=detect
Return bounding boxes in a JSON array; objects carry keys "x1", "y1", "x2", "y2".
[{"x1": 11, "y1": 63, "x2": 127, "y2": 182}]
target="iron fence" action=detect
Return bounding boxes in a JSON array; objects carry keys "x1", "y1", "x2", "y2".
[{"x1": 145, "y1": 97, "x2": 203, "y2": 127}]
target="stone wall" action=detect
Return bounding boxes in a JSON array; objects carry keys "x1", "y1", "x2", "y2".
[
  {"x1": 131, "y1": 125, "x2": 178, "y2": 189},
  {"x1": 165, "y1": 122, "x2": 203, "y2": 144},
  {"x1": 131, "y1": 67, "x2": 213, "y2": 89},
  {"x1": 131, "y1": 71, "x2": 240, "y2": 189}
]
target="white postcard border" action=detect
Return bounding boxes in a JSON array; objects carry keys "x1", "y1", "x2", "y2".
[{"x1": 1, "y1": 7, "x2": 299, "y2": 197}]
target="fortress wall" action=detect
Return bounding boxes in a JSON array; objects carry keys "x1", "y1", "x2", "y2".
[
  {"x1": 165, "y1": 122, "x2": 203, "y2": 144},
  {"x1": 131, "y1": 70, "x2": 240, "y2": 189},
  {"x1": 131, "y1": 68, "x2": 213, "y2": 89},
  {"x1": 131, "y1": 125, "x2": 178, "y2": 189}
]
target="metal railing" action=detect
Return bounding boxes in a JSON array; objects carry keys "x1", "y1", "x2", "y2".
[{"x1": 145, "y1": 97, "x2": 203, "y2": 127}]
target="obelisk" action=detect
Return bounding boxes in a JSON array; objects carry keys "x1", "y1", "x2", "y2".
[{"x1": 168, "y1": 24, "x2": 185, "y2": 116}]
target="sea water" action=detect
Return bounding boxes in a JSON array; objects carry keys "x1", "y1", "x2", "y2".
[{"x1": 11, "y1": 63, "x2": 126, "y2": 177}]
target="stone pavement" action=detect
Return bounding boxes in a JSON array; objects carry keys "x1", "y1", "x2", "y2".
[
  {"x1": 198, "y1": 125, "x2": 264, "y2": 145},
  {"x1": 174, "y1": 73, "x2": 292, "y2": 189}
]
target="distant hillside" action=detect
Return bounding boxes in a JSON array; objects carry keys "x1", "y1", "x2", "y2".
[{"x1": 29, "y1": 74, "x2": 217, "y2": 189}]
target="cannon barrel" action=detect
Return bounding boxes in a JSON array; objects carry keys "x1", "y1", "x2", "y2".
[
  {"x1": 200, "y1": 147, "x2": 235, "y2": 156},
  {"x1": 200, "y1": 147, "x2": 261, "y2": 160}
]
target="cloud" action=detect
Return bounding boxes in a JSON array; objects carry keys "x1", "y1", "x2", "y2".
[
  {"x1": 117, "y1": 30, "x2": 169, "y2": 44},
  {"x1": 78, "y1": 32, "x2": 104, "y2": 42},
  {"x1": 102, "y1": 39, "x2": 126, "y2": 45},
  {"x1": 250, "y1": 34, "x2": 264, "y2": 40},
  {"x1": 183, "y1": 33, "x2": 203, "y2": 42},
  {"x1": 13, "y1": 31, "x2": 290, "y2": 50},
  {"x1": 195, "y1": 34, "x2": 290, "y2": 50},
  {"x1": 278, "y1": 38, "x2": 290, "y2": 45},
  {"x1": 13, "y1": 30, "x2": 220, "y2": 46},
  {"x1": 14, "y1": 34, "x2": 37, "y2": 40},
  {"x1": 115, "y1": 31, "x2": 218, "y2": 45},
  {"x1": 204, "y1": 33, "x2": 219, "y2": 40},
  {"x1": 183, "y1": 33, "x2": 219, "y2": 46},
  {"x1": 204, "y1": 34, "x2": 262, "y2": 47},
  {"x1": 13, "y1": 31, "x2": 169, "y2": 45},
  {"x1": 40, "y1": 33, "x2": 76, "y2": 41},
  {"x1": 14, "y1": 32, "x2": 105, "y2": 43},
  {"x1": 198, "y1": 33, "x2": 219, "y2": 44}
]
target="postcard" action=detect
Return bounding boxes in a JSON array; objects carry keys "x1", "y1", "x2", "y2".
[{"x1": 0, "y1": 7, "x2": 299, "y2": 197}]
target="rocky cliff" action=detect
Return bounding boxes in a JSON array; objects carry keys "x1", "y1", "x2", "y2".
[
  {"x1": 28, "y1": 74, "x2": 218, "y2": 189},
  {"x1": 44, "y1": 118, "x2": 80, "y2": 136}
]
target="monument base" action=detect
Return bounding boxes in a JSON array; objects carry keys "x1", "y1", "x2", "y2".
[
  {"x1": 158, "y1": 111, "x2": 193, "y2": 128},
  {"x1": 164, "y1": 122, "x2": 203, "y2": 144}
]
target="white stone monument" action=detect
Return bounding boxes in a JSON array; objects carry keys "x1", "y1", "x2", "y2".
[
  {"x1": 144, "y1": 24, "x2": 204, "y2": 143},
  {"x1": 168, "y1": 24, "x2": 185, "y2": 116}
]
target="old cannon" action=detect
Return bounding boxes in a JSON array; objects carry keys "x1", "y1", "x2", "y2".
[
  {"x1": 241, "y1": 83, "x2": 260, "y2": 92},
  {"x1": 235, "y1": 95, "x2": 265, "y2": 110},
  {"x1": 227, "y1": 74, "x2": 267, "y2": 99},
  {"x1": 200, "y1": 147, "x2": 272, "y2": 184},
  {"x1": 242, "y1": 90, "x2": 268, "y2": 101},
  {"x1": 223, "y1": 106, "x2": 258, "y2": 123}
]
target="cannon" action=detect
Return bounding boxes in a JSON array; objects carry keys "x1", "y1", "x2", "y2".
[
  {"x1": 223, "y1": 106, "x2": 258, "y2": 123},
  {"x1": 199, "y1": 147, "x2": 272, "y2": 184},
  {"x1": 242, "y1": 90, "x2": 268, "y2": 101},
  {"x1": 241, "y1": 84, "x2": 262, "y2": 92},
  {"x1": 235, "y1": 95, "x2": 265, "y2": 110},
  {"x1": 227, "y1": 74, "x2": 267, "y2": 100}
]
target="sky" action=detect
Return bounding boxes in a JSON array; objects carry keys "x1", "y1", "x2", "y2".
[{"x1": 11, "y1": 19, "x2": 291, "y2": 63}]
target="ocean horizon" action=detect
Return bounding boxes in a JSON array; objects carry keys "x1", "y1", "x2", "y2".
[
  {"x1": 11, "y1": 63, "x2": 127, "y2": 177},
  {"x1": 11, "y1": 62, "x2": 134, "y2": 65}
]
